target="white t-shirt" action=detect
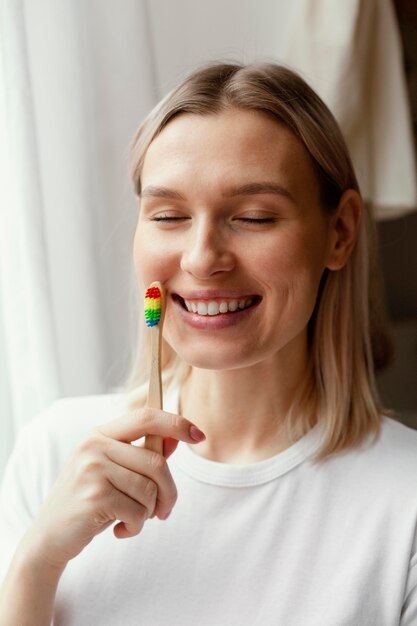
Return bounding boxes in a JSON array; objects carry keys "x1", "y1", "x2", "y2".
[{"x1": 1, "y1": 386, "x2": 417, "y2": 625}]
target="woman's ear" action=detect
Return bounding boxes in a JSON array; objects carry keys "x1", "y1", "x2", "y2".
[{"x1": 326, "y1": 189, "x2": 363, "y2": 270}]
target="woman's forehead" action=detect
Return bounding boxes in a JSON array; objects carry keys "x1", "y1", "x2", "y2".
[
  {"x1": 141, "y1": 109, "x2": 319, "y2": 197},
  {"x1": 148, "y1": 108, "x2": 296, "y2": 155}
]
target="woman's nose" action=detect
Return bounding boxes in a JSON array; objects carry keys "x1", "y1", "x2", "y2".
[{"x1": 180, "y1": 224, "x2": 235, "y2": 279}]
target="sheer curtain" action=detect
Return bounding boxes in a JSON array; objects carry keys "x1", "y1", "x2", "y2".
[
  {"x1": 0, "y1": 0, "x2": 155, "y2": 476},
  {"x1": 281, "y1": 0, "x2": 417, "y2": 219}
]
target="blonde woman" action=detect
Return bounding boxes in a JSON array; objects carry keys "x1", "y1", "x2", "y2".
[{"x1": 1, "y1": 62, "x2": 416, "y2": 625}]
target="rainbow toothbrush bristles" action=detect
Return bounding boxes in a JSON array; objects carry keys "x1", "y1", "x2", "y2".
[{"x1": 144, "y1": 285, "x2": 162, "y2": 327}]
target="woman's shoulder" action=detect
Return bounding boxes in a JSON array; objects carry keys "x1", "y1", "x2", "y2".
[
  {"x1": 378, "y1": 415, "x2": 417, "y2": 461},
  {"x1": 334, "y1": 415, "x2": 417, "y2": 498},
  {"x1": 11, "y1": 383, "x2": 172, "y2": 469},
  {"x1": 350, "y1": 415, "x2": 417, "y2": 465},
  {"x1": 28, "y1": 391, "x2": 129, "y2": 432},
  {"x1": 380, "y1": 415, "x2": 417, "y2": 472},
  {"x1": 15, "y1": 392, "x2": 134, "y2": 465}
]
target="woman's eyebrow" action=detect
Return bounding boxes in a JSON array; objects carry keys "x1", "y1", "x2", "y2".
[
  {"x1": 140, "y1": 181, "x2": 296, "y2": 203},
  {"x1": 140, "y1": 186, "x2": 186, "y2": 200},
  {"x1": 223, "y1": 182, "x2": 296, "y2": 202}
]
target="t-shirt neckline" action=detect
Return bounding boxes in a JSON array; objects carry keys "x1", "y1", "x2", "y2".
[{"x1": 165, "y1": 384, "x2": 323, "y2": 488}]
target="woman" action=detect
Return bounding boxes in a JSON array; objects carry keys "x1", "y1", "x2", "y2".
[{"x1": 1, "y1": 62, "x2": 416, "y2": 625}]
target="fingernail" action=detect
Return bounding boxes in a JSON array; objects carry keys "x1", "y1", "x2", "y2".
[{"x1": 189, "y1": 425, "x2": 206, "y2": 442}]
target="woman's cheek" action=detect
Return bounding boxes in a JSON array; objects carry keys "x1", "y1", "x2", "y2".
[
  {"x1": 134, "y1": 229, "x2": 179, "y2": 289},
  {"x1": 133, "y1": 228, "x2": 160, "y2": 289}
]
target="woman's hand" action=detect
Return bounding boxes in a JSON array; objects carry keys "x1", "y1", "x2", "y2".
[{"x1": 22, "y1": 408, "x2": 205, "y2": 570}]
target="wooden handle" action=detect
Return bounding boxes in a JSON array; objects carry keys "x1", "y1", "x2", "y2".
[
  {"x1": 145, "y1": 325, "x2": 164, "y2": 455},
  {"x1": 144, "y1": 434, "x2": 163, "y2": 455}
]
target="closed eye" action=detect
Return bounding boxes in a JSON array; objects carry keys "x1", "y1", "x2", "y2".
[
  {"x1": 150, "y1": 216, "x2": 190, "y2": 222},
  {"x1": 237, "y1": 217, "x2": 276, "y2": 224}
]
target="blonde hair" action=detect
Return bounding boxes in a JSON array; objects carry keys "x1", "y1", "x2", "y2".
[{"x1": 126, "y1": 62, "x2": 392, "y2": 461}]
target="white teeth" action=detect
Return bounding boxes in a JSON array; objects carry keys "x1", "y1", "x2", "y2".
[
  {"x1": 182, "y1": 297, "x2": 255, "y2": 316},
  {"x1": 207, "y1": 301, "x2": 219, "y2": 316}
]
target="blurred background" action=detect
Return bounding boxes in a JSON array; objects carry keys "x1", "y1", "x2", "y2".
[{"x1": 0, "y1": 0, "x2": 416, "y2": 477}]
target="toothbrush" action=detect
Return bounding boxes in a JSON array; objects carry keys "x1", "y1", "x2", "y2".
[{"x1": 144, "y1": 281, "x2": 165, "y2": 455}]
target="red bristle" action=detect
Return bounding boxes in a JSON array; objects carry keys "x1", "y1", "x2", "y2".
[{"x1": 145, "y1": 286, "x2": 161, "y2": 299}]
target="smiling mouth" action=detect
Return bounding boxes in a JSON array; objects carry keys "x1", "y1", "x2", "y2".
[{"x1": 172, "y1": 294, "x2": 262, "y2": 316}]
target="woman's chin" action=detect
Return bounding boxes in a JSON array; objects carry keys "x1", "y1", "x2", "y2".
[
  {"x1": 175, "y1": 353, "x2": 231, "y2": 371},
  {"x1": 170, "y1": 345, "x2": 263, "y2": 372},
  {"x1": 164, "y1": 328, "x2": 276, "y2": 372}
]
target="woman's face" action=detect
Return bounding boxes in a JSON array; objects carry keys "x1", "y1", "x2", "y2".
[{"x1": 134, "y1": 108, "x2": 336, "y2": 371}]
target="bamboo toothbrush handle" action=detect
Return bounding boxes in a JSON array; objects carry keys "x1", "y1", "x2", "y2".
[{"x1": 145, "y1": 325, "x2": 164, "y2": 455}]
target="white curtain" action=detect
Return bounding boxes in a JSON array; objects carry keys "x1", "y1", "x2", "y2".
[
  {"x1": 0, "y1": 0, "x2": 155, "y2": 476},
  {"x1": 281, "y1": 0, "x2": 417, "y2": 219}
]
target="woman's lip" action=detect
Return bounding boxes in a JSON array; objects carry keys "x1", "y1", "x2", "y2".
[{"x1": 172, "y1": 295, "x2": 260, "y2": 330}]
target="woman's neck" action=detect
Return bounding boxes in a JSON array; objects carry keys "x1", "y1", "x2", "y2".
[{"x1": 179, "y1": 345, "x2": 312, "y2": 463}]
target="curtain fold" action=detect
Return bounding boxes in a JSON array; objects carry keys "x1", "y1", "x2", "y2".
[
  {"x1": 0, "y1": 0, "x2": 61, "y2": 436},
  {"x1": 0, "y1": 0, "x2": 155, "y2": 476},
  {"x1": 281, "y1": 0, "x2": 417, "y2": 219}
]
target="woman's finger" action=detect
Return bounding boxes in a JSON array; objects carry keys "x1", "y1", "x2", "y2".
[
  {"x1": 163, "y1": 437, "x2": 179, "y2": 458},
  {"x1": 105, "y1": 463, "x2": 158, "y2": 519},
  {"x1": 103, "y1": 440, "x2": 178, "y2": 519},
  {"x1": 97, "y1": 408, "x2": 205, "y2": 445},
  {"x1": 108, "y1": 490, "x2": 149, "y2": 539}
]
